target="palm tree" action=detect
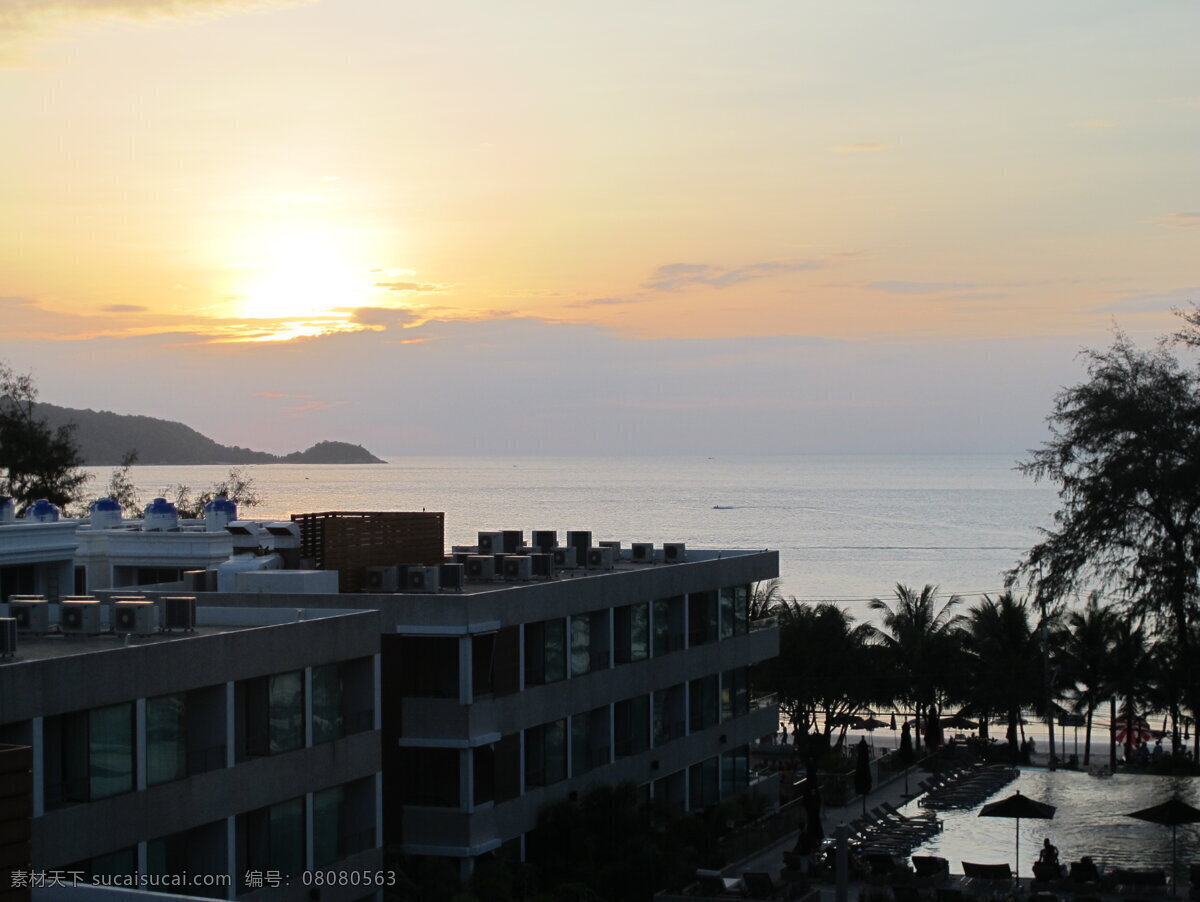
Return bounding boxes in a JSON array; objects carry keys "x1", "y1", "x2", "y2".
[
  {"x1": 748, "y1": 578, "x2": 783, "y2": 622},
  {"x1": 963, "y1": 592, "x2": 1041, "y2": 757},
  {"x1": 866, "y1": 584, "x2": 966, "y2": 750},
  {"x1": 1058, "y1": 594, "x2": 1117, "y2": 765},
  {"x1": 1110, "y1": 615, "x2": 1152, "y2": 760}
]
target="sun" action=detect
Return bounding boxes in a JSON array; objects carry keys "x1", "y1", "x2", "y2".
[{"x1": 233, "y1": 231, "x2": 370, "y2": 321}]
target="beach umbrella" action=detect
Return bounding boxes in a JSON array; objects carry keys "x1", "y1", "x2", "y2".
[
  {"x1": 1127, "y1": 796, "x2": 1200, "y2": 895},
  {"x1": 940, "y1": 713, "x2": 978, "y2": 730},
  {"x1": 978, "y1": 790, "x2": 1056, "y2": 877},
  {"x1": 890, "y1": 712, "x2": 897, "y2": 731},
  {"x1": 1115, "y1": 717, "x2": 1152, "y2": 745}
]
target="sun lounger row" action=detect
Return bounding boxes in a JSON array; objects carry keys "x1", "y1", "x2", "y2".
[
  {"x1": 849, "y1": 804, "x2": 943, "y2": 860},
  {"x1": 918, "y1": 765, "x2": 1018, "y2": 811}
]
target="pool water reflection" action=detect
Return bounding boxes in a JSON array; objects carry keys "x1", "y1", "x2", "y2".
[{"x1": 902, "y1": 769, "x2": 1200, "y2": 884}]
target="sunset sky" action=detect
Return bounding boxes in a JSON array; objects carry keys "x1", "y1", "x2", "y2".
[{"x1": 2, "y1": 1, "x2": 1197, "y2": 455}]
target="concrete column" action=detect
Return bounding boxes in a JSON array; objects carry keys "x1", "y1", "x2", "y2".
[
  {"x1": 374, "y1": 772, "x2": 383, "y2": 848},
  {"x1": 137, "y1": 842, "x2": 147, "y2": 882},
  {"x1": 373, "y1": 654, "x2": 382, "y2": 731},
  {"x1": 304, "y1": 667, "x2": 314, "y2": 748},
  {"x1": 682, "y1": 593, "x2": 691, "y2": 649},
  {"x1": 461, "y1": 748, "x2": 473, "y2": 812},
  {"x1": 32, "y1": 717, "x2": 44, "y2": 817},
  {"x1": 305, "y1": 791, "x2": 315, "y2": 869},
  {"x1": 225, "y1": 815, "x2": 237, "y2": 900},
  {"x1": 135, "y1": 697, "x2": 147, "y2": 791},
  {"x1": 459, "y1": 636, "x2": 472, "y2": 704},
  {"x1": 225, "y1": 682, "x2": 235, "y2": 768}
]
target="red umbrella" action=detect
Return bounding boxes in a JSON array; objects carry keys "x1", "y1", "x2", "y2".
[{"x1": 1115, "y1": 718, "x2": 1152, "y2": 745}]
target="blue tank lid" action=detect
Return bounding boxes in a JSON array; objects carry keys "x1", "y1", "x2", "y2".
[
  {"x1": 145, "y1": 497, "x2": 177, "y2": 515},
  {"x1": 27, "y1": 499, "x2": 61, "y2": 521},
  {"x1": 204, "y1": 496, "x2": 238, "y2": 514},
  {"x1": 91, "y1": 497, "x2": 123, "y2": 512}
]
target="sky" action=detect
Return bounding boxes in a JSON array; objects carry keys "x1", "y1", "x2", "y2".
[{"x1": 1, "y1": 0, "x2": 1197, "y2": 455}]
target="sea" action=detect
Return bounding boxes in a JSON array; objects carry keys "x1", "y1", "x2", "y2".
[{"x1": 84, "y1": 453, "x2": 1195, "y2": 876}]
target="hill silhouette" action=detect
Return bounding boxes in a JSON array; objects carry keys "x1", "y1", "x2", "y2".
[{"x1": 35, "y1": 403, "x2": 385, "y2": 466}]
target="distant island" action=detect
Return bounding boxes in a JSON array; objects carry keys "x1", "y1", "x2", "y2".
[{"x1": 35, "y1": 403, "x2": 386, "y2": 466}]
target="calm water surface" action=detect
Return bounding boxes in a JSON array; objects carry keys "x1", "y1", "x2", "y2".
[{"x1": 902, "y1": 769, "x2": 1200, "y2": 882}]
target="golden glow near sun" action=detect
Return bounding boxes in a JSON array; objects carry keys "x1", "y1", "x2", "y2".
[{"x1": 232, "y1": 231, "x2": 368, "y2": 322}]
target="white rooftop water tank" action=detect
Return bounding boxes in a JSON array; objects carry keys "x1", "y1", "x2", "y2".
[
  {"x1": 142, "y1": 497, "x2": 179, "y2": 531},
  {"x1": 204, "y1": 496, "x2": 238, "y2": 532},
  {"x1": 24, "y1": 499, "x2": 60, "y2": 522},
  {"x1": 90, "y1": 497, "x2": 123, "y2": 529}
]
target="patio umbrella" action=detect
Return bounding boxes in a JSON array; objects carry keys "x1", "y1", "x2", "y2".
[
  {"x1": 978, "y1": 790, "x2": 1056, "y2": 877},
  {"x1": 861, "y1": 716, "x2": 890, "y2": 730},
  {"x1": 890, "y1": 712, "x2": 897, "y2": 730},
  {"x1": 1127, "y1": 796, "x2": 1200, "y2": 895},
  {"x1": 940, "y1": 713, "x2": 978, "y2": 730},
  {"x1": 1115, "y1": 717, "x2": 1152, "y2": 745}
]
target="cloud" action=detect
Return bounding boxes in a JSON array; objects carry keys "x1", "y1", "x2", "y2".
[
  {"x1": 1071, "y1": 119, "x2": 1120, "y2": 130},
  {"x1": 567, "y1": 297, "x2": 638, "y2": 309},
  {"x1": 1162, "y1": 212, "x2": 1200, "y2": 230},
  {"x1": 1095, "y1": 286, "x2": 1200, "y2": 314},
  {"x1": 642, "y1": 261, "x2": 823, "y2": 292},
  {"x1": 0, "y1": 0, "x2": 308, "y2": 62},
  {"x1": 830, "y1": 142, "x2": 892, "y2": 154},
  {"x1": 867, "y1": 281, "x2": 981, "y2": 294},
  {"x1": 349, "y1": 307, "x2": 421, "y2": 329},
  {"x1": 101, "y1": 304, "x2": 148, "y2": 313},
  {"x1": 374, "y1": 281, "x2": 446, "y2": 293}
]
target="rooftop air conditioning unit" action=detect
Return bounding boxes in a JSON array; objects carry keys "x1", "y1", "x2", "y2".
[
  {"x1": 0, "y1": 618, "x2": 16, "y2": 656},
  {"x1": 465, "y1": 555, "x2": 496, "y2": 580},
  {"x1": 663, "y1": 542, "x2": 687, "y2": 563},
  {"x1": 501, "y1": 530, "x2": 524, "y2": 553},
  {"x1": 405, "y1": 566, "x2": 439, "y2": 592},
  {"x1": 364, "y1": 565, "x2": 401, "y2": 593},
  {"x1": 60, "y1": 599, "x2": 102, "y2": 635},
  {"x1": 552, "y1": 547, "x2": 578, "y2": 569},
  {"x1": 477, "y1": 531, "x2": 503, "y2": 554},
  {"x1": 162, "y1": 595, "x2": 197, "y2": 632},
  {"x1": 439, "y1": 563, "x2": 465, "y2": 591},
  {"x1": 632, "y1": 543, "x2": 655, "y2": 563},
  {"x1": 113, "y1": 601, "x2": 157, "y2": 636},
  {"x1": 453, "y1": 552, "x2": 473, "y2": 565},
  {"x1": 530, "y1": 553, "x2": 554, "y2": 578},
  {"x1": 598, "y1": 540, "x2": 621, "y2": 561},
  {"x1": 586, "y1": 547, "x2": 615, "y2": 570},
  {"x1": 531, "y1": 530, "x2": 557, "y2": 552},
  {"x1": 7, "y1": 599, "x2": 50, "y2": 634},
  {"x1": 503, "y1": 556, "x2": 533, "y2": 580},
  {"x1": 566, "y1": 531, "x2": 592, "y2": 562}
]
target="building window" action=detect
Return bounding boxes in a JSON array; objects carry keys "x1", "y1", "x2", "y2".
[
  {"x1": 571, "y1": 707, "x2": 610, "y2": 776},
  {"x1": 525, "y1": 719, "x2": 567, "y2": 788},
  {"x1": 312, "y1": 664, "x2": 344, "y2": 743},
  {"x1": 688, "y1": 675, "x2": 719, "y2": 733},
  {"x1": 733, "y1": 585, "x2": 749, "y2": 636},
  {"x1": 525, "y1": 619, "x2": 566, "y2": 686},
  {"x1": 313, "y1": 785, "x2": 345, "y2": 868},
  {"x1": 147, "y1": 822, "x2": 226, "y2": 898},
  {"x1": 688, "y1": 591, "x2": 718, "y2": 647},
  {"x1": 653, "y1": 684, "x2": 686, "y2": 747},
  {"x1": 397, "y1": 748, "x2": 460, "y2": 807},
  {"x1": 719, "y1": 587, "x2": 736, "y2": 640},
  {"x1": 689, "y1": 757, "x2": 720, "y2": 810},
  {"x1": 721, "y1": 667, "x2": 750, "y2": 721},
  {"x1": 614, "y1": 603, "x2": 649, "y2": 664},
  {"x1": 570, "y1": 610, "x2": 609, "y2": 677},
  {"x1": 721, "y1": 746, "x2": 750, "y2": 799},
  {"x1": 241, "y1": 797, "x2": 305, "y2": 890},
  {"x1": 243, "y1": 671, "x2": 303, "y2": 757},
  {"x1": 614, "y1": 695, "x2": 650, "y2": 758},
  {"x1": 63, "y1": 703, "x2": 134, "y2": 802},
  {"x1": 397, "y1": 636, "x2": 459, "y2": 698},
  {"x1": 652, "y1": 596, "x2": 685, "y2": 656},
  {"x1": 146, "y1": 694, "x2": 186, "y2": 786}
]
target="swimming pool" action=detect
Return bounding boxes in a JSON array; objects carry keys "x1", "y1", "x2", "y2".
[{"x1": 902, "y1": 768, "x2": 1199, "y2": 883}]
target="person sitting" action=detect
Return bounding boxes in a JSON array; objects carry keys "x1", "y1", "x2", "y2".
[{"x1": 1033, "y1": 838, "x2": 1062, "y2": 882}]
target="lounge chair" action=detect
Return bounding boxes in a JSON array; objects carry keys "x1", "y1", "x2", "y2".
[
  {"x1": 961, "y1": 862, "x2": 1013, "y2": 880},
  {"x1": 911, "y1": 856, "x2": 949, "y2": 881}
]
